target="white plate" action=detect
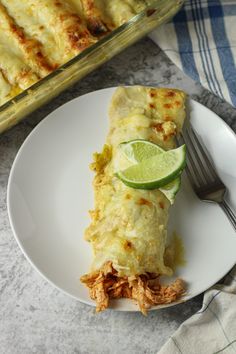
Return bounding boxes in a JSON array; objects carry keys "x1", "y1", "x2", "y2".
[{"x1": 8, "y1": 87, "x2": 236, "y2": 311}]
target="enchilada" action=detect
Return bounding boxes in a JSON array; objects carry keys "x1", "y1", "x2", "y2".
[{"x1": 81, "y1": 86, "x2": 186, "y2": 314}]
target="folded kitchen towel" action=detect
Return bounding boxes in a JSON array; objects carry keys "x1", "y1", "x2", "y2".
[
  {"x1": 150, "y1": 0, "x2": 236, "y2": 106},
  {"x1": 158, "y1": 265, "x2": 236, "y2": 354}
]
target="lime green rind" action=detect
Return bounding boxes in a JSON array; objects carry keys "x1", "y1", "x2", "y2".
[{"x1": 116, "y1": 168, "x2": 183, "y2": 190}]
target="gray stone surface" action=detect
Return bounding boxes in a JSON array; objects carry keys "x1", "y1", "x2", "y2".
[{"x1": 0, "y1": 37, "x2": 235, "y2": 354}]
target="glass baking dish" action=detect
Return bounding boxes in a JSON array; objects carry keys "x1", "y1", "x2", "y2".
[{"x1": 0, "y1": 0, "x2": 184, "y2": 134}]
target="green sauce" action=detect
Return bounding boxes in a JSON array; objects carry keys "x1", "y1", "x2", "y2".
[{"x1": 164, "y1": 232, "x2": 186, "y2": 271}]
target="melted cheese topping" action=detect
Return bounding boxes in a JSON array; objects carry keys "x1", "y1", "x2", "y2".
[
  {"x1": 0, "y1": 0, "x2": 148, "y2": 107},
  {"x1": 80, "y1": 0, "x2": 151, "y2": 33},
  {"x1": 85, "y1": 86, "x2": 186, "y2": 277}
]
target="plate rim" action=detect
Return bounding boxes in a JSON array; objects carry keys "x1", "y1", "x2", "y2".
[{"x1": 7, "y1": 86, "x2": 236, "y2": 311}]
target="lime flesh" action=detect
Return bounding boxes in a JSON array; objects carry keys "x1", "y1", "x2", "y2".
[
  {"x1": 120, "y1": 139, "x2": 164, "y2": 163},
  {"x1": 159, "y1": 177, "x2": 181, "y2": 204}
]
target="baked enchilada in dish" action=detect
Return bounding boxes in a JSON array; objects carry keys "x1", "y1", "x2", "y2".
[
  {"x1": 81, "y1": 86, "x2": 186, "y2": 314},
  {"x1": 0, "y1": 0, "x2": 151, "y2": 106}
]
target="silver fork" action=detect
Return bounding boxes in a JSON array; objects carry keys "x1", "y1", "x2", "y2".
[{"x1": 176, "y1": 125, "x2": 236, "y2": 231}]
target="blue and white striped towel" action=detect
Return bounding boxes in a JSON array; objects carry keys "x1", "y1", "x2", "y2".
[
  {"x1": 151, "y1": 0, "x2": 236, "y2": 106},
  {"x1": 158, "y1": 265, "x2": 236, "y2": 354}
]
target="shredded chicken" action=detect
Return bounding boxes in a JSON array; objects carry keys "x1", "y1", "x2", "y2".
[{"x1": 80, "y1": 262, "x2": 185, "y2": 315}]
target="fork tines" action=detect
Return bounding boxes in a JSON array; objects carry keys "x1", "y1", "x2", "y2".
[{"x1": 177, "y1": 124, "x2": 236, "y2": 231}]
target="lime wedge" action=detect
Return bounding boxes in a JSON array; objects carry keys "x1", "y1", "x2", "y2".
[
  {"x1": 118, "y1": 139, "x2": 184, "y2": 201},
  {"x1": 159, "y1": 177, "x2": 181, "y2": 205},
  {"x1": 116, "y1": 145, "x2": 186, "y2": 190},
  {"x1": 120, "y1": 139, "x2": 164, "y2": 163}
]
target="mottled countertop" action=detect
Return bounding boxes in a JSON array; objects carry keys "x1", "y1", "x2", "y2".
[{"x1": 1, "y1": 37, "x2": 236, "y2": 354}]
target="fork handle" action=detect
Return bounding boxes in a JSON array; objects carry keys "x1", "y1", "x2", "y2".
[{"x1": 219, "y1": 201, "x2": 236, "y2": 231}]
